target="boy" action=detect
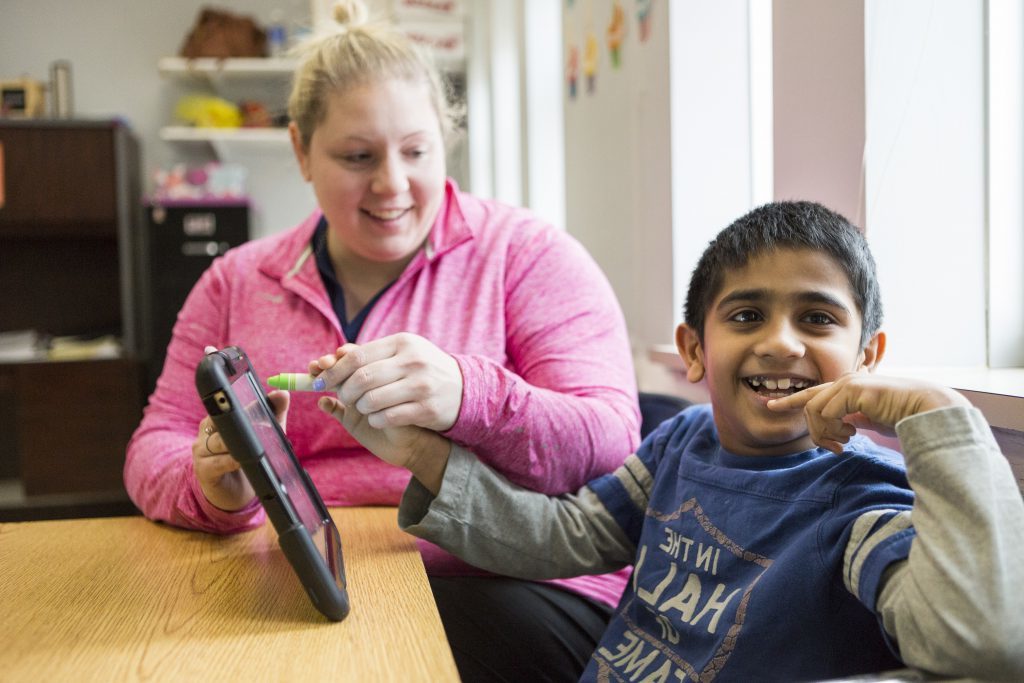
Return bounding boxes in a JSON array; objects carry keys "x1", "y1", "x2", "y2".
[{"x1": 315, "y1": 201, "x2": 1024, "y2": 681}]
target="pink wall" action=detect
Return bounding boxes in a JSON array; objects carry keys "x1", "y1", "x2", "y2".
[{"x1": 773, "y1": 0, "x2": 866, "y2": 226}]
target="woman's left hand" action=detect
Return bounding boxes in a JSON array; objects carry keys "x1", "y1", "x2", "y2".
[{"x1": 308, "y1": 333, "x2": 463, "y2": 432}]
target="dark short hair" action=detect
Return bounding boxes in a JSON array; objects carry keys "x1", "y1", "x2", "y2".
[{"x1": 683, "y1": 201, "x2": 883, "y2": 347}]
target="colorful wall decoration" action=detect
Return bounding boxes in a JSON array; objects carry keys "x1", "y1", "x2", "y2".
[{"x1": 565, "y1": 0, "x2": 659, "y2": 99}]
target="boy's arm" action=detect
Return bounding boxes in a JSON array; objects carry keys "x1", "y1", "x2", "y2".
[
  {"x1": 866, "y1": 406, "x2": 1024, "y2": 679},
  {"x1": 317, "y1": 394, "x2": 639, "y2": 579},
  {"x1": 770, "y1": 375, "x2": 1024, "y2": 678},
  {"x1": 400, "y1": 444, "x2": 640, "y2": 580}
]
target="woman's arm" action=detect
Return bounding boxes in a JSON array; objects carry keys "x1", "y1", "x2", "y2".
[
  {"x1": 310, "y1": 224, "x2": 641, "y2": 494},
  {"x1": 445, "y1": 227, "x2": 641, "y2": 493},
  {"x1": 123, "y1": 263, "x2": 264, "y2": 534}
]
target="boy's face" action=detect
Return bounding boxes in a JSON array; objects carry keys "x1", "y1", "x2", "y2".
[{"x1": 677, "y1": 247, "x2": 883, "y2": 456}]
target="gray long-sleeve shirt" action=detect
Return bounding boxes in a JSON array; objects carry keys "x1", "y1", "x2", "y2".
[{"x1": 399, "y1": 405, "x2": 1024, "y2": 681}]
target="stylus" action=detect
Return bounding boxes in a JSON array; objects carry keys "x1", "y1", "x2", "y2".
[{"x1": 267, "y1": 373, "x2": 323, "y2": 391}]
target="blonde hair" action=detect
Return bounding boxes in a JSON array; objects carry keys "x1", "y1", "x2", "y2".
[{"x1": 287, "y1": 0, "x2": 457, "y2": 149}]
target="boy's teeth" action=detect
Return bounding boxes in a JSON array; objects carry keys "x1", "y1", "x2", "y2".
[{"x1": 747, "y1": 377, "x2": 811, "y2": 390}]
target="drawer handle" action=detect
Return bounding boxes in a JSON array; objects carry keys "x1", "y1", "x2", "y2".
[
  {"x1": 181, "y1": 241, "x2": 228, "y2": 257},
  {"x1": 183, "y1": 212, "x2": 216, "y2": 236}
]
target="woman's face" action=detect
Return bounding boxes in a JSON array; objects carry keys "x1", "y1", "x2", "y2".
[{"x1": 291, "y1": 77, "x2": 446, "y2": 266}]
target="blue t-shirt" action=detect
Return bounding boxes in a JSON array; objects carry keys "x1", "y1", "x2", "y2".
[{"x1": 585, "y1": 404, "x2": 915, "y2": 681}]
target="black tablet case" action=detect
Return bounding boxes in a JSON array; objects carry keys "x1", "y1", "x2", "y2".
[{"x1": 195, "y1": 346, "x2": 350, "y2": 621}]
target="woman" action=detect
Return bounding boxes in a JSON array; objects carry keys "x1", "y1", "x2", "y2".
[{"x1": 125, "y1": 2, "x2": 640, "y2": 680}]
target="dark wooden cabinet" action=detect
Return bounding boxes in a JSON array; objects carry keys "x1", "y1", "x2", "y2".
[
  {"x1": 2, "y1": 360, "x2": 143, "y2": 495},
  {"x1": 0, "y1": 120, "x2": 144, "y2": 347},
  {"x1": 0, "y1": 120, "x2": 146, "y2": 519},
  {"x1": 0, "y1": 125, "x2": 119, "y2": 231}
]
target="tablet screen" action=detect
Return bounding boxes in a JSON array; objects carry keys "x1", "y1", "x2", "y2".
[{"x1": 232, "y1": 372, "x2": 327, "y2": 557}]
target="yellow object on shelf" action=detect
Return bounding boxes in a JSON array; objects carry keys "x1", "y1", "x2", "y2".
[
  {"x1": 174, "y1": 94, "x2": 242, "y2": 128},
  {"x1": 48, "y1": 335, "x2": 122, "y2": 361}
]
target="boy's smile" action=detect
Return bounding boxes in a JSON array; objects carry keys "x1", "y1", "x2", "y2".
[{"x1": 677, "y1": 248, "x2": 882, "y2": 456}]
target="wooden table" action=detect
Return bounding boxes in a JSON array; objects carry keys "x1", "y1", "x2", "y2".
[{"x1": 0, "y1": 507, "x2": 460, "y2": 682}]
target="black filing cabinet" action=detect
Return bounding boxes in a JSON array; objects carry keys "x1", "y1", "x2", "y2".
[{"x1": 145, "y1": 201, "x2": 249, "y2": 391}]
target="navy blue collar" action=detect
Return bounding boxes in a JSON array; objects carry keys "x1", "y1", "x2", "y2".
[{"x1": 312, "y1": 217, "x2": 393, "y2": 342}]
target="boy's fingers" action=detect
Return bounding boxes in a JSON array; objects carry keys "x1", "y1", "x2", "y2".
[
  {"x1": 819, "y1": 420, "x2": 856, "y2": 442},
  {"x1": 819, "y1": 439, "x2": 845, "y2": 455},
  {"x1": 308, "y1": 345, "x2": 359, "y2": 380},
  {"x1": 766, "y1": 383, "x2": 829, "y2": 411},
  {"x1": 818, "y1": 383, "x2": 880, "y2": 425}
]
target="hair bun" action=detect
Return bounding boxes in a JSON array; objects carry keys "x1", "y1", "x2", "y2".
[{"x1": 333, "y1": 0, "x2": 369, "y2": 27}]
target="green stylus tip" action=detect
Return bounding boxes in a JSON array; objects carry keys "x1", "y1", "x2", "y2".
[{"x1": 267, "y1": 374, "x2": 287, "y2": 389}]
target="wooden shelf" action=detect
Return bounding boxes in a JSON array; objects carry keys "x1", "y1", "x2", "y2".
[
  {"x1": 159, "y1": 125, "x2": 292, "y2": 163},
  {"x1": 158, "y1": 57, "x2": 294, "y2": 161},
  {"x1": 157, "y1": 57, "x2": 295, "y2": 104},
  {"x1": 159, "y1": 126, "x2": 289, "y2": 143},
  {"x1": 158, "y1": 57, "x2": 298, "y2": 78}
]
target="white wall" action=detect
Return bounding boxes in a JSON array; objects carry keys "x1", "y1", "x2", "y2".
[
  {"x1": 560, "y1": 1, "x2": 769, "y2": 400},
  {"x1": 562, "y1": 0, "x2": 761, "y2": 388},
  {"x1": 522, "y1": 0, "x2": 566, "y2": 229},
  {"x1": 988, "y1": 0, "x2": 1024, "y2": 369},
  {"x1": 670, "y1": 1, "x2": 760, "y2": 330},
  {"x1": 561, "y1": 0, "x2": 675, "y2": 352},
  {"x1": 0, "y1": 0, "x2": 316, "y2": 238},
  {"x1": 561, "y1": 0, "x2": 673, "y2": 357}
]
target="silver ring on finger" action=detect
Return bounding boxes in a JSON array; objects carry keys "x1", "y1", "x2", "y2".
[{"x1": 205, "y1": 425, "x2": 225, "y2": 454}]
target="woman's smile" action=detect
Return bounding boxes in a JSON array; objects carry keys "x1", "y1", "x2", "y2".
[{"x1": 363, "y1": 206, "x2": 412, "y2": 222}]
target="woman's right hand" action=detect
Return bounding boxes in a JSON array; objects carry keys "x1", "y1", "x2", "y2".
[
  {"x1": 308, "y1": 335, "x2": 464, "y2": 433},
  {"x1": 191, "y1": 390, "x2": 290, "y2": 511}
]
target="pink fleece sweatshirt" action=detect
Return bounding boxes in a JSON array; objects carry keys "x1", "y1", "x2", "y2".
[{"x1": 125, "y1": 180, "x2": 640, "y2": 607}]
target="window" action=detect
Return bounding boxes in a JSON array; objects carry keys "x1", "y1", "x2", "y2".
[{"x1": 545, "y1": 2, "x2": 1021, "y2": 406}]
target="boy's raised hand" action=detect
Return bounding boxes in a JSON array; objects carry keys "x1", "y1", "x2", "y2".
[{"x1": 767, "y1": 373, "x2": 970, "y2": 454}]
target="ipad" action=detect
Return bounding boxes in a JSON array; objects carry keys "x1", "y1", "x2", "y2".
[{"x1": 195, "y1": 345, "x2": 350, "y2": 621}]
